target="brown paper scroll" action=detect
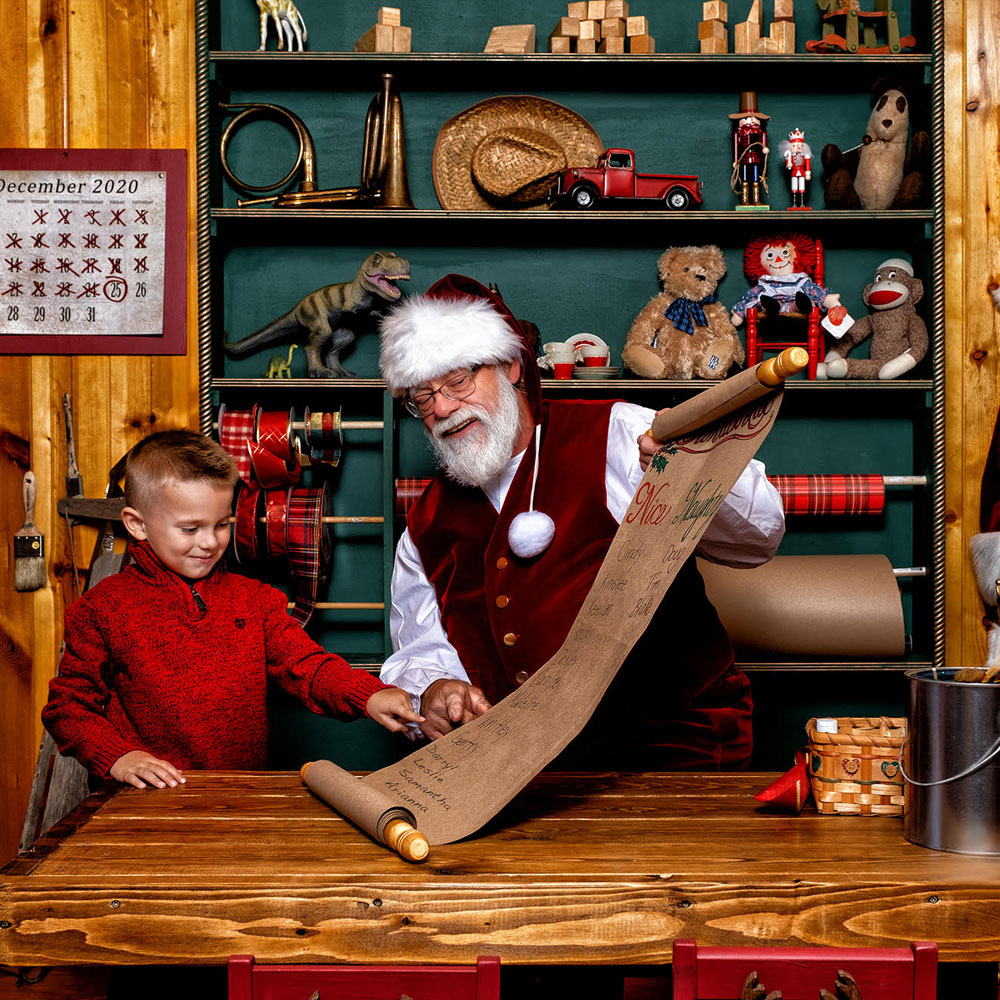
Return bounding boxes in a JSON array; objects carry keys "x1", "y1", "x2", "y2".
[
  {"x1": 306, "y1": 365, "x2": 785, "y2": 847},
  {"x1": 698, "y1": 553, "x2": 906, "y2": 658}
]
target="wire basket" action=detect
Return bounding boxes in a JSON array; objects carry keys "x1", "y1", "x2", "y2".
[{"x1": 806, "y1": 716, "x2": 906, "y2": 816}]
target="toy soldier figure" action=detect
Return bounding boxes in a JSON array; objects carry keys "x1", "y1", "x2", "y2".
[
  {"x1": 730, "y1": 91, "x2": 770, "y2": 210},
  {"x1": 781, "y1": 126, "x2": 812, "y2": 209}
]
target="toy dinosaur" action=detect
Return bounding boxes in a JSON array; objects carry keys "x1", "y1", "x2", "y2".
[
  {"x1": 225, "y1": 251, "x2": 411, "y2": 378},
  {"x1": 264, "y1": 343, "x2": 297, "y2": 378}
]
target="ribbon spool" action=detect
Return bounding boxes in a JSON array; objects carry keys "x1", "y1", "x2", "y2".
[
  {"x1": 217, "y1": 403, "x2": 259, "y2": 483},
  {"x1": 264, "y1": 487, "x2": 292, "y2": 559},
  {"x1": 233, "y1": 482, "x2": 265, "y2": 565},
  {"x1": 303, "y1": 407, "x2": 343, "y2": 466},
  {"x1": 286, "y1": 481, "x2": 334, "y2": 626}
]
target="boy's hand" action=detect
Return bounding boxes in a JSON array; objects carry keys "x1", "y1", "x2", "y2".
[
  {"x1": 366, "y1": 688, "x2": 426, "y2": 734},
  {"x1": 109, "y1": 750, "x2": 185, "y2": 789}
]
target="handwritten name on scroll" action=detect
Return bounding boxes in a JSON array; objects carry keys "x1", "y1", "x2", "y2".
[{"x1": 363, "y1": 390, "x2": 783, "y2": 845}]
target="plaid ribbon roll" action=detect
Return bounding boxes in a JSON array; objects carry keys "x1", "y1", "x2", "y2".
[
  {"x1": 217, "y1": 403, "x2": 258, "y2": 483},
  {"x1": 286, "y1": 482, "x2": 333, "y2": 627},
  {"x1": 769, "y1": 474, "x2": 886, "y2": 516},
  {"x1": 303, "y1": 407, "x2": 343, "y2": 466},
  {"x1": 395, "y1": 477, "x2": 432, "y2": 517}
]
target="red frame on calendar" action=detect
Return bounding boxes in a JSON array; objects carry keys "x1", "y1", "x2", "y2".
[{"x1": 0, "y1": 147, "x2": 187, "y2": 355}]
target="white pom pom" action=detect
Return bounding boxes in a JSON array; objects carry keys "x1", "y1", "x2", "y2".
[{"x1": 508, "y1": 510, "x2": 555, "y2": 558}]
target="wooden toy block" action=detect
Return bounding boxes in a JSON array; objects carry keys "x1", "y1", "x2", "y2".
[
  {"x1": 733, "y1": 18, "x2": 760, "y2": 52},
  {"x1": 578, "y1": 18, "x2": 601, "y2": 40},
  {"x1": 628, "y1": 33, "x2": 656, "y2": 52},
  {"x1": 354, "y1": 23, "x2": 394, "y2": 52},
  {"x1": 703, "y1": 1, "x2": 727, "y2": 19},
  {"x1": 773, "y1": 0, "x2": 794, "y2": 18},
  {"x1": 598, "y1": 34, "x2": 625, "y2": 52},
  {"x1": 587, "y1": 0, "x2": 607, "y2": 19},
  {"x1": 483, "y1": 24, "x2": 536, "y2": 52},
  {"x1": 742, "y1": 0, "x2": 761, "y2": 23},
  {"x1": 549, "y1": 34, "x2": 573, "y2": 51},
  {"x1": 392, "y1": 24, "x2": 411, "y2": 51},
  {"x1": 576, "y1": 37, "x2": 598, "y2": 52},
  {"x1": 601, "y1": 17, "x2": 626, "y2": 37},
  {"x1": 753, "y1": 35, "x2": 781, "y2": 53},
  {"x1": 770, "y1": 17, "x2": 794, "y2": 50},
  {"x1": 567, "y1": 1, "x2": 588, "y2": 17},
  {"x1": 604, "y1": 0, "x2": 629, "y2": 17},
  {"x1": 698, "y1": 18, "x2": 727, "y2": 40},
  {"x1": 553, "y1": 15, "x2": 581, "y2": 36},
  {"x1": 626, "y1": 14, "x2": 649, "y2": 34},
  {"x1": 377, "y1": 6, "x2": 401, "y2": 26},
  {"x1": 700, "y1": 34, "x2": 727, "y2": 52}
]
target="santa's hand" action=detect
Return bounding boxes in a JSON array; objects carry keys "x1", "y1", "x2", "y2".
[
  {"x1": 419, "y1": 679, "x2": 492, "y2": 741},
  {"x1": 638, "y1": 417, "x2": 669, "y2": 470}
]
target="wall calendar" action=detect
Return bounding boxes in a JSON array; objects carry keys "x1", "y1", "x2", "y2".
[{"x1": 0, "y1": 148, "x2": 186, "y2": 355}]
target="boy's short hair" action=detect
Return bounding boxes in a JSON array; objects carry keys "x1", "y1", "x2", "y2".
[{"x1": 125, "y1": 429, "x2": 238, "y2": 511}]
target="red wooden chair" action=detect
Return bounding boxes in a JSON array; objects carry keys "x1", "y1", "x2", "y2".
[
  {"x1": 672, "y1": 939, "x2": 937, "y2": 1000},
  {"x1": 228, "y1": 954, "x2": 500, "y2": 1000},
  {"x1": 744, "y1": 236, "x2": 825, "y2": 380}
]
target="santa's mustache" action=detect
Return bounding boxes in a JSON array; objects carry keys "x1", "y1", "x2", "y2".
[{"x1": 431, "y1": 403, "x2": 491, "y2": 439}]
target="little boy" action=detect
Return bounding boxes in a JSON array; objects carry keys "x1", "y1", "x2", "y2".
[{"x1": 43, "y1": 429, "x2": 422, "y2": 789}]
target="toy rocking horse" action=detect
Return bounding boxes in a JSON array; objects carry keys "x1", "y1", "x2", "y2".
[{"x1": 806, "y1": 0, "x2": 916, "y2": 54}]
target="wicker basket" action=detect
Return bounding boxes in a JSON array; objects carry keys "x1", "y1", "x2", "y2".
[{"x1": 806, "y1": 716, "x2": 906, "y2": 816}]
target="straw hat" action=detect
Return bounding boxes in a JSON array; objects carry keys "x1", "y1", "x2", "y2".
[{"x1": 433, "y1": 96, "x2": 605, "y2": 211}]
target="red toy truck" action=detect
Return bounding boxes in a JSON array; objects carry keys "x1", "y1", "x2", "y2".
[{"x1": 554, "y1": 148, "x2": 703, "y2": 209}]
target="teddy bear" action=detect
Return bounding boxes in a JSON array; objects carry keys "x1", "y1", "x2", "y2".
[
  {"x1": 821, "y1": 78, "x2": 930, "y2": 210},
  {"x1": 816, "y1": 258, "x2": 928, "y2": 380},
  {"x1": 622, "y1": 245, "x2": 744, "y2": 380}
]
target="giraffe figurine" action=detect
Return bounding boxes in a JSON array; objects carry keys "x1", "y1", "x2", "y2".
[
  {"x1": 256, "y1": 0, "x2": 307, "y2": 51},
  {"x1": 263, "y1": 344, "x2": 298, "y2": 379}
]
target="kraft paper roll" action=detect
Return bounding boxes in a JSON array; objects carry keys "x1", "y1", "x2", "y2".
[{"x1": 697, "y1": 553, "x2": 906, "y2": 658}]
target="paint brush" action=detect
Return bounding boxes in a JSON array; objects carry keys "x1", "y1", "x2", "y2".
[
  {"x1": 14, "y1": 471, "x2": 46, "y2": 592},
  {"x1": 63, "y1": 393, "x2": 83, "y2": 498}
]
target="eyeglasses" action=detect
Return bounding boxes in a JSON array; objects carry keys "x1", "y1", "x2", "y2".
[{"x1": 404, "y1": 365, "x2": 482, "y2": 417}]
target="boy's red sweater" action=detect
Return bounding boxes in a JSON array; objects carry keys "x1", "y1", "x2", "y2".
[{"x1": 42, "y1": 540, "x2": 388, "y2": 776}]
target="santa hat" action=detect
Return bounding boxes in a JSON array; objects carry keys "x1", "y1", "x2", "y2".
[{"x1": 379, "y1": 274, "x2": 552, "y2": 557}]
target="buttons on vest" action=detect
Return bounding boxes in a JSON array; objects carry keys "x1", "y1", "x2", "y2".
[
  {"x1": 496, "y1": 556, "x2": 508, "y2": 570},
  {"x1": 503, "y1": 632, "x2": 518, "y2": 647},
  {"x1": 515, "y1": 670, "x2": 529, "y2": 685},
  {"x1": 495, "y1": 594, "x2": 509, "y2": 608}
]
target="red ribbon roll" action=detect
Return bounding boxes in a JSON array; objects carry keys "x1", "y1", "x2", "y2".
[
  {"x1": 232, "y1": 483, "x2": 264, "y2": 565},
  {"x1": 217, "y1": 403, "x2": 258, "y2": 483},
  {"x1": 248, "y1": 439, "x2": 302, "y2": 488},
  {"x1": 257, "y1": 408, "x2": 295, "y2": 460},
  {"x1": 264, "y1": 487, "x2": 292, "y2": 559},
  {"x1": 285, "y1": 483, "x2": 332, "y2": 626}
]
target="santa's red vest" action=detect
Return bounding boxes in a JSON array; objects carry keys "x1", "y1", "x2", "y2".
[{"x1": 408, "y1": 398, "x2": 752, "y2": 769}]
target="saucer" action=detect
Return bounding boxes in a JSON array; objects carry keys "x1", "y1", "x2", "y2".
[{"x1": 573, "y1": 366, "x2": 621, "y2": 379}]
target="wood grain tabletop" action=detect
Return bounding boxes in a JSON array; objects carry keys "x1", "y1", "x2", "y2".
[{"x1": 2, "y1": 771, "x2": 998, "y2": 967}]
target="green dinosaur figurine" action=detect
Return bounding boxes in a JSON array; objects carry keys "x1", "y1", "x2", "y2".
[
  {"x1": 225, "y1": 251, "x2": 411, "y2": 378},
  {"x1": 264, "y1": 343, "x2": 297, "y2": 378}
]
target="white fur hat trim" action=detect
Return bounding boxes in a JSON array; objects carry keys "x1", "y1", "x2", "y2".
[{"x1": 380, "y1": 295, "x2": 522, "y2": 395}]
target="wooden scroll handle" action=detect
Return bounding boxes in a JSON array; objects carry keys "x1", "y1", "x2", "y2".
[
  {"x1": 756, "y1": 346, "x2": 810, "y2": 386},
  {"x1": 300, "y1": 760, "x2": 430, "y2": 862},
  {"x1": 649, "y1": 347, "x2": 808, "y2": 443}
]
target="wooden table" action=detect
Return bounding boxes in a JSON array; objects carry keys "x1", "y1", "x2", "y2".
[{"x1": 2, "y1": 771, "x2": 999, "y2": 968}]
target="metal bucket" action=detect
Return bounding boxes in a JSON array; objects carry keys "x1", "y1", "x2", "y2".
[{"x1": 902, "y1": 668, "x2": 1000, "y2": 855}]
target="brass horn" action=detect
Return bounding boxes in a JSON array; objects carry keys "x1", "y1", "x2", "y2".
[{"x1": 360, "y1": 73, "x2": 414, "y2": 209}]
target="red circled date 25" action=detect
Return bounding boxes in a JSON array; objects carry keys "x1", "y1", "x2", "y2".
[{"x1": 103, "y1": 277, "x2": 128, "y2": 302}]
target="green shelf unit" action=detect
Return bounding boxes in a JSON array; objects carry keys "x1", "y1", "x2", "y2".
[{"x1": 196, "y1": 0, "x2": 945, "y2": 769}]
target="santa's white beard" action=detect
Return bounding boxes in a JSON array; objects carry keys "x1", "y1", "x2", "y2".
[{"x1": 429, "y1": 373, "x2": 522, "y2": 487}]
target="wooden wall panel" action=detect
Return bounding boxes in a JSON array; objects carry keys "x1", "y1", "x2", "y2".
[
  {"x1": 0, "y1": 0, "x2": 196, "y2": 864},
  {"x1": 944, "y1": 1, "x2": 1000, "y2": 666},
  {"x1": 0, "y1": 1, "x2": 994, "y2": 864}
]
